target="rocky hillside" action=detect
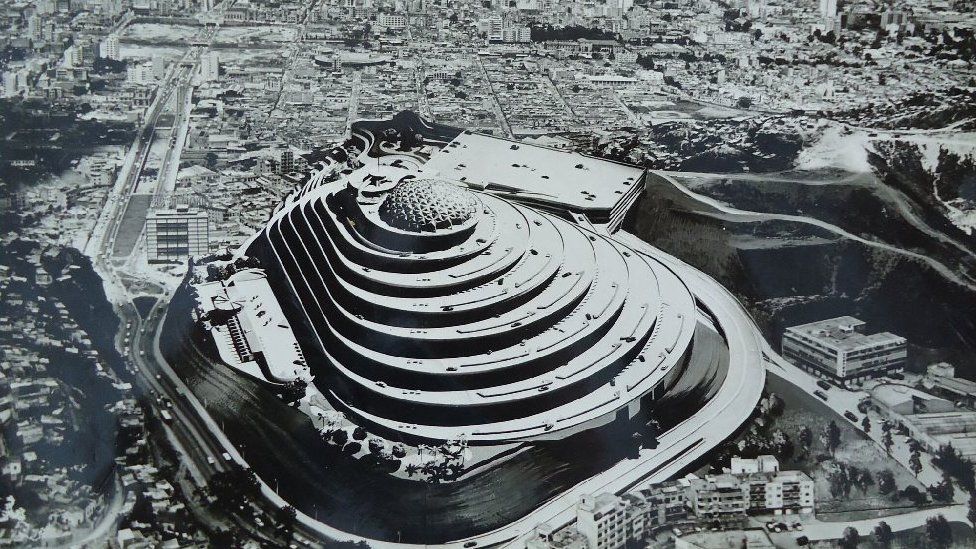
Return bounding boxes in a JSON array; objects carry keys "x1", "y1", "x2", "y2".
[{"x1": 625, "y1": 175, "x2": 976, "y2": 376}]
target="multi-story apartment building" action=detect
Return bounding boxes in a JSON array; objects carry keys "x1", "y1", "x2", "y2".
[
  {"x1": 502, "y1": 26, "x2": 531, "y2": 43},
  {"x1": 146, "y1": 206, "x2": 210, "y2": 262},
  {"x1": 486, "y1": 14, "x2": 503, "y2": 42},
  {"x1": 745, "y1": 471, "x2": 815, "y2": 515},
  {"x1": 100, "y1": 34, "x2": 120, "y2": 60},
  {"x1": 377, "y1": 13, "x2": 407, "y2": 31},
  {"x1": 576, "y1": 493, "x2": 635, "y2": 549},
  {"x1": 570, "y1": 456, "x2": 814, "y2": 548},
  {"x1": 686, "y1": 475, "x2": 749, "y2": 524},
  {"x1": 280, "y1": 149, "x2": 294, "y2": 174},
  {"x1": 782, "y1": 316, "x2": 907, "y2": 383},
  {"x1": 638, "y1": 481, "x2": 689, "y2": 527}
]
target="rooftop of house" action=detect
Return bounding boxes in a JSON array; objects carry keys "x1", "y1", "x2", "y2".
[{"x1": 784, "y1": 316, "x2": 906, "y2": 352}]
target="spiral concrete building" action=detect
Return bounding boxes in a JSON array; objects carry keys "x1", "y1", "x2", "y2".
[
  {"x1": 243, "y1": 125, "x2": 736, "y2": 447},
  {"x1": 189, "y1": 114, "x2": 768, "y2": 546}
]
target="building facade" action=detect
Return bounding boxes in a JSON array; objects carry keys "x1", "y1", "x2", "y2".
[
  {"x1": 782, "y1": 316, "x2": 907, "y2": 383},
  {"x1": 146, "y1": 206, "x2": 210, "y2": 262},
  {"x1": 577, "y1": 493, "x2": 635, "y2": 549},
  {"x1": 571, "y1": 458, "x2": 813, "y2": 549},
  {"x1": 377, "y1": 13, "x2": 407, "y2": 31}
]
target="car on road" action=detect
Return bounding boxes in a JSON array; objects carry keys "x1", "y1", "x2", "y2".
[
  {"x1": 814, "y1": 390, "x2": 828, "y2": 401},
  {"x1": 207, "y1": 456, "x2": 215, "y2": 465},
  {"x1": 222, "y1": 452, "x2": 232, "y2": 462}
]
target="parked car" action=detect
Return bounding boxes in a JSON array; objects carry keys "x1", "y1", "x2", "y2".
[
  {"x1": 817, "y1": 380, "x2": 832, "y2": 391},
  {"x1": 814, "y1": 390, "x2": 828, "y2": 401},
  {"x1": 844, "y1": 410, "x2": 858, "y2": 422}
]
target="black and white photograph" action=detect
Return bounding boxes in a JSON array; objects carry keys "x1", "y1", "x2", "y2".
[{"x1": 1, "y1": 0, "x2": 976, "y2": 547}]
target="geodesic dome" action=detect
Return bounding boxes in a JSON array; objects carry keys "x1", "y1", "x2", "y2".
[{"x1": 378, "y1": 179, "x2": 479, "y2": 232}]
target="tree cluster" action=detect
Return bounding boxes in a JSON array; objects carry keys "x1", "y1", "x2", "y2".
[
  {"x1": 827, "y1": 463, "x2": 874, "y2": 498},
  {"x1": 933, "y1": 443, "x2": 976, "y2": 492},
  {"x1": 207, "y1": 465, "x2": 261, "y2": 513}
]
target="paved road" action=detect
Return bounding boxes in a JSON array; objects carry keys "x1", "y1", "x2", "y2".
[
  {"x1": 477, "y1": 56, "x2": 513, "y2": 138},
  {"x1": 666, "y1": 167, "x2": 976, "y2": 266},
  {"x1": 665, "y1": 170, "x2": 874, "y2": 187},
  {"x1": 770, "y1": 504, "x2": 969, "y2": 543},
  {"x1": 652, "y1": 170, "x2": 976, "y2": 292}
]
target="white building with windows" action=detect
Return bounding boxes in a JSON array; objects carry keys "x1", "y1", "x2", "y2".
[
  {"x1": 100, "y1": 34, "x2": 120, "y2": 60},
  {"x1": 782, "y1": 316, "x2": 907, "y2": 383},
  {"x1": 146, "y1": 206, "x2": 210, "y2": 262},
  {"x1": 377, "y1": 13, "x2": 407, "y2": 31}
]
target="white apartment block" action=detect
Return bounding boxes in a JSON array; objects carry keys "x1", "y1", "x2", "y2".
[
  {"x1": 100, "y1": 34, "x2": 120, "y2": 60},
  {"x1": 146, "y1": 207, "x2": 210, "y2": 263},
  {"x1": 377, "y1": 13, "x2": 407, "y2": 30}
]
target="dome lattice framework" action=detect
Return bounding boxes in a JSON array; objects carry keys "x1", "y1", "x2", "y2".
[{"x1": 378, "y1": 178, "x2": 479, "y2": 232}]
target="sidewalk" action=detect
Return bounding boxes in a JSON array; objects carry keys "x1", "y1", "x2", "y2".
[{"x1": 768, "y1": 504, "x2": 968, "y2": 543}]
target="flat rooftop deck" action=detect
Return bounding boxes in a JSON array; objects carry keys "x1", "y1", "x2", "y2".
[
  {"x1": 785, "y1": 316, "x2": 905, "y2": 352},
  {"x1": 421, "y1": 131, "x2": 644, "y2": 216}
]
